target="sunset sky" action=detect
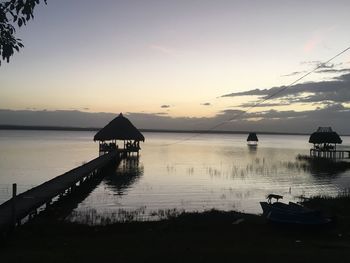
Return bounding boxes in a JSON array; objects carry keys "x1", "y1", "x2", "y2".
[{"x1": 1, "y1": 0, "x2": 350, "y2": 132}]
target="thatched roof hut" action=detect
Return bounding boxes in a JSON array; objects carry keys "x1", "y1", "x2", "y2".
[
  {"x1": 247, "y1": 133, "x2": 258, "y2": 142},
  {"x1": 94, "y1": 113, "x2": 145, "y2": 142},
  {"x1": 309, "y1": 127, "x2": 342, "y2": 145}
]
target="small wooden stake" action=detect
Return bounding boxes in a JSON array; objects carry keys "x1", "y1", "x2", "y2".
[{"x1": 12, "y1": 183, "x2": 17, "y2": 227}]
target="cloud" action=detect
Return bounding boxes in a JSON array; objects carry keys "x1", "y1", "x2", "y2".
[
  {"x1": 0, "y1": 109, "x2": 117, "y2": 128},
  {"x1": 1, "y1": 105, "x2": 350, "y2": 134},
  {"x1": 281, "y1": 62, "x2": 348, "y2": 77},
  {"x1": 222, "y1": 88, "x2": 276, "y2": 97},
  {"x1": 316, "y1": 62, "x2": 336, "y2": 69},
  {"x1": 302, "y1": 27, "x2": 335, "y2": 53},
  {"x1": 222, "y1": 72, "x2": 350, "y2": 104},
  {"x1": 213, "y1": 103, "x2": 350, "y2": 133},
  {"x1": 315, "y1": 68, "x2": 350, "y2": 74},
  {"x1": 301, "y1": 61, "x2": 342, "y2": 68},
  {"x1": 281, "y1": 71, "x2": 307, "y2": 77},
  {"x1": 2, "y1": 75, "x2": 350, "y2": 134},
  {"x1": 237, "y1": 102, "x2": 291, "y2": 108},
  {"x1": 150, "y1": 44, "x2": 177, "y2": 55},
  {"x1": 220, "y1": 108, "x2": 306, "y2": 120},
  {"x1": 301, "y1": 60, "x2": 322, "y2": 66},
  {"x1": 68, "y1": 107, "x2": 90, "y2": 111},
  {"x1": 201, "y1": 102, "x2": 211, "y2": 106},
  {"x1": 303, "y1": 36, "x2": 321, "y2": 53}
]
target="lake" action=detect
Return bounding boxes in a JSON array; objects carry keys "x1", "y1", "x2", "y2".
[{"x1": 1, "y1": 130, "x2": 350, "y2": 223}]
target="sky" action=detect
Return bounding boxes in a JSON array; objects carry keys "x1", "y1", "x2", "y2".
[{"x1": 1, "y1": 0, "x2": 350, "y2": 132}]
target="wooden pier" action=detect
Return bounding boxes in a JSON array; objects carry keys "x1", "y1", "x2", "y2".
[
  {"x1": 0, "y1": 150, "x2": 128, "y2": 233},
  {"x1": 0, "y1": 113, "x2": 145, "y2": 234}
]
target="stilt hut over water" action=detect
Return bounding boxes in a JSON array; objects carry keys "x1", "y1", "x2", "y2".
[
  {"x1": 247, "y1": 132, "x2": 258, "y2": 146},
  {"x1": 94, "y1": 113, "x2": 145, "y2": 155},
  {"x1": 309, "y1": 127, "x2": 349, "y2": 159}
]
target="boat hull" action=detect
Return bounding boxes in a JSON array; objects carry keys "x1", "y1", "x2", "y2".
[{"x1": 260, "y1": 202, "x2": 331, "y2": 225}]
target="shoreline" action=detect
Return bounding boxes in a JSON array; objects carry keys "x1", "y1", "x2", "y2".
[
  {"x1": 2, "y1": 208, "x2": 350, "y2": 262},
  {"x1": 0, "y1": 124, "x2": 324, "y2": 136}
]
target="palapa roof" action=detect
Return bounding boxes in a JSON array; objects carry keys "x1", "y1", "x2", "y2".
[
  {"x1": 309, "y1": 127, "x2": 342, "y2": 144},
  {"x1": 94, "y1": 113, "x2": 145, "y2": 142},
  {"x1": 247, "y1": 132, "x2": 258, "y2": 142}
]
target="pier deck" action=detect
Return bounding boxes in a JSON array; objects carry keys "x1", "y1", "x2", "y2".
[{"x1": 0, "y1": 150, "x2": 124, "y2": 232}]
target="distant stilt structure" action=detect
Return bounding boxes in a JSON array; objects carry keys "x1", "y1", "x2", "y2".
[
  {"x1": 309, "y1": 127, "x2": 350, "y2": 159},
  {"x1": 94, "y1": 113, "x2": 145, "y2": 157},
  {"x1": 247, "y1": 132, "x2": 258, "y2": 147}
]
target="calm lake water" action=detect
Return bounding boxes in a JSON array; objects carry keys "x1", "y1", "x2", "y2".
[{"x1": 1, "y1": 130, "x2": 350, "y2": 223}]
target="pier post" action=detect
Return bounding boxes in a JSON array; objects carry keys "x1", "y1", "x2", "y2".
[{"x1": 12, "y1": 183, "x2": 17, "y2": 227}]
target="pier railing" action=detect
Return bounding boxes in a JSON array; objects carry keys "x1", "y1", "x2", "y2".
[{"x1": 310, "y1": 148, "x2": 350, "y2": 159}]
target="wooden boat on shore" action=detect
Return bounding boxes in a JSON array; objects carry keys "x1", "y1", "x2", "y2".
[{"x1": 260, "y1": 194, "x2": 332, "y2": 225}]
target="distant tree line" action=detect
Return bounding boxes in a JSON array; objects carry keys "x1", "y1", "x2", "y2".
[{"x1": 0, "y1": 0, "x2": 46, "y2": 66}]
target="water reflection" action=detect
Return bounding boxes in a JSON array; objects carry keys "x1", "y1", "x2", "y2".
[
  {"x1": 283, "y1": 155, "x2": 350, "y2": 178},
  {"x1": 103, "y1": 158, "x2": 144, "y2": 196},
  {"x1": 247, "y1": 145, "x2": 258, "y2": 154},
  {"x1": 72, "y1": 135, "x2": 350, "y2": 223}
]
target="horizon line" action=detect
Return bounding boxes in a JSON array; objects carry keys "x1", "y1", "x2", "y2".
[{"x1": 1, "y1": 124, "x2": 348, "y2": 136}]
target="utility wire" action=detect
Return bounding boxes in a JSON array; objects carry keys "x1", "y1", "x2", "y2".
[{"x1": 160, "y1": 46, "x2": 350, "y2": 146}]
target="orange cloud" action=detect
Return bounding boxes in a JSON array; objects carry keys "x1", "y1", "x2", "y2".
[
  {"x1": 303, "y1": 27, "x2": 336, "y2": 53},
  {"x1": 303, "y1": 35, "x2": 321, "y2": 53}
]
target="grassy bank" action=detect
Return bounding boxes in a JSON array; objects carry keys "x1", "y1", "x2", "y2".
[
  {"x1": 302, "y1": 191, "x2": 350, "y2": 231},
  {"x1": 1, "y1": 209, "x2": 350, "y2": 263},
  {"x1": 298, "y1": 155, "x2": 350, "y2": 172}
]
